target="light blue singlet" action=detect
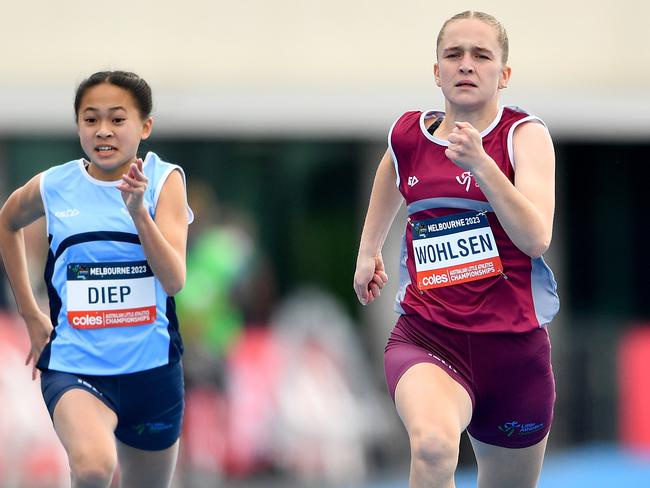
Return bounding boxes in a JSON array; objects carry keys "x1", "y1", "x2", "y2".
[{"x1": 37, "y1": 152, "x2": 192, "y2": 375}]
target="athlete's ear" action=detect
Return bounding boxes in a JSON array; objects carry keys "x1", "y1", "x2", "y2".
[
  {"x1": 434, "y1": 63, "x2": 441, "y2": 87},
  {"x1": 141, "y1": 117, "x2": 153, "y2": 140},
  {"x1": 498, "y1": 65, "x2": 512, "y2": 89}
]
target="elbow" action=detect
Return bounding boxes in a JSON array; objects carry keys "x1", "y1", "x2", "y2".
[
  {"x1": 524, "y1": 235, "x2": 551, "y2": 259},
  {"x1": 162, "y1": 273, "x2": 186, "y2": 297}
]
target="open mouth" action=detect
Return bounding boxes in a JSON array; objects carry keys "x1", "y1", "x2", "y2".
[{"x1": 95, "y1": 145, "x2": 116, "y2": 153}]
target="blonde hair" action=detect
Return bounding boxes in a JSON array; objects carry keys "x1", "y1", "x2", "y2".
[{"x1": 436, "y1": 11, "x2": 509, "y2": 64}]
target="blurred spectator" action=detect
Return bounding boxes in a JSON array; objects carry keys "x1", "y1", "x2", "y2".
[
  {"x1": 176, "y1": 182, "x2": 255, "y2": 374},
  {"x1": 268, "y1": 287, "x2": 395, "y2": 485},
  {"x1": 0, "y1": 313, "x2": 68, "y2": 488},
  {"x1": 178, "y1": 181, "x2": 279, "y2": 484}
]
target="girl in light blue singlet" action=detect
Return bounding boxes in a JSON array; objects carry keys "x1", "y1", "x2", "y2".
[{"x1": 0, "y1": 71, "x2": 191, "y2": 487}]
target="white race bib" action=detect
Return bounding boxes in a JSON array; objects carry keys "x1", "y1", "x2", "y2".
[
  {"x1": 66, "y1": 262, "x2": 157, "y2": 329},
  {"x1": 411, "y1": 211, "x2": 503, "y2": 290}
]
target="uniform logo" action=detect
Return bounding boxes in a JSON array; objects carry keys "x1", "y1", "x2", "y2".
[
  {"x1": 76, "y1": 378, "x2": 103, "y2": 396},
  {"x1": 407, "y1": 176, "x2": 419, "y2": 187},
  {"x1": 498, "y1": 420, "x2": 545, "y2": 437},
  {"x1": 54, "y1": 208, "x2": 80, "y2": 218},
  {"x1": 133, "y1": 422, "x2": 174, "y2": 435},
  {"x1": 455, "y1": 171, "x2": 477, "y2": 192},
  {"x1": 69, "y1": 264, "x2": 90, "y2": 280}
]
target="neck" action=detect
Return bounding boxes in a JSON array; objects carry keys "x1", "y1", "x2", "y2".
[
  {"x1": 85, "y1": 159, "x2": 134, "y2": 182},
  {"x1": 436, "y1": 101, "x2": 500, "y2": 139}
]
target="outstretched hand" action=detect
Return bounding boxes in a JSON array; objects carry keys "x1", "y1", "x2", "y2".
[{"x1": 117, "y1": 158, "x2": 148, "y2": 213}]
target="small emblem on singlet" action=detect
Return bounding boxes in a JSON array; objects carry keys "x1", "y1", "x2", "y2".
[
  {"x1": 455, "y1": 171, "x2": 477, "y2": 192},
  {"x1": 54, "y1": 208, "x2": 80, "y2": 218},
  {"x1": 407, "y1": 176, "x2": 419, "y2": 187}
]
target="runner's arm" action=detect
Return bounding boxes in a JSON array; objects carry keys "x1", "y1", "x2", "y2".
[
  {"x1": 0, "y1": 174, "x2": 53, "y2": 378},
  {"x1": 0, "y1": 174, "x2": 46, "y2": 318},
  {"x1": 354, "y1": 149, "x2": 404, "y2": 305},
  {"x1": 448, "y1": 120, "x2": 555, "y2": 257},
  {"x1": 474, "y1": 122, "x2": 555, "y2": 257},
  {"x1": 129, "y1": 169, "x2": 189, "y2": 296}
]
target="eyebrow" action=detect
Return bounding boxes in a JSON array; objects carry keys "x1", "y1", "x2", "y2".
[
  {"x1": 442, "y1": 45, "x2": 495, "y2": 55},
  {"x1": 82, "y1": 106, "x2": 128, "y2": 113}
]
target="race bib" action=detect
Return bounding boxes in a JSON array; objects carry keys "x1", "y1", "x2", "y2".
[
  {"x1": 411, "y1": 211, "x2": 503, "y2": 290},
  {"x1": 66, "y1": 262, "x2": 157, "y2": 329}
]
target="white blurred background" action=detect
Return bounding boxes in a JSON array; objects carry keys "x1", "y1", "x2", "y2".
[{"x1": 1, "y1": 1, "x2": 650, "y2": 487}]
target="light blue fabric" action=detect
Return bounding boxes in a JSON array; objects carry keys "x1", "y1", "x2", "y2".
[{"x1": 40, "y1": 152, "x2": 189, "y2": 375}]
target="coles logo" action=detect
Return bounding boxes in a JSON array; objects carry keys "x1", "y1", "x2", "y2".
[
  {"x1": 420, "y1": 273, "x2": 448, "y2": 287},
  {"x1": 72, "y1": 314, "x2": 103, "y2": 327}
]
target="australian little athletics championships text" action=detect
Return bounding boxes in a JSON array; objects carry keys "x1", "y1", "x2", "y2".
[
  {"x1": 105, "y1": 310, "x2": 153, "y2": 325},
  {"x1": 69, "y1": 308, "x2": 155, "y2": 328},
  {"x1": 449, "y1": 263, "x2": 496, "y2": 282}
]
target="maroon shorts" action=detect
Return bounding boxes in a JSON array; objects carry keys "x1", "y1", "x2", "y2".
[{"x1": 384, "y1": 314, "x2": 555, "y2": 448}]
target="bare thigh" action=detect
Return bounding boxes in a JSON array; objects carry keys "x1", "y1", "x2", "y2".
[
  {"x1": 395, "y1": 362, "x2": 473, "y2": 488},
  {"x1": 53, "y1": 389, "x2": 119, "y2": 483},
  {"x1": 470, "y1": 433, "x2": 549, "y2": 488},
  {"x1": 117, "y1": 439, "x2": 179, "y2": 488},
  {"x1": 395, "y1": 362, "x2": 473, "y2": 438}
]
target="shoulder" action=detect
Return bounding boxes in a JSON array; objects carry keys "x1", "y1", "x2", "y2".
[
  {"x1": 390, "y1": 110, "x2": 423, "y2": 134},
  {"x1": 143, "y1": 152, "x2": 187, "y2": 186},
  {"x1": 145, "y1": 152, "x2": 193, "y2": 222},
  {"x1": 499, "y1": 106, "x2": 552, "y2": 153},
  {"x1": 41, "y1": 159, "x2": 84, "y2": 187},
  {"x1": 500, "y1": 106, "x2": 548, "y2": 131},
  {"x1": 143, "y1": 152, "x2": 180, "y2": 173},
  {"x1": 389, "y1": 110, "x2": 433, "y2": 148}
]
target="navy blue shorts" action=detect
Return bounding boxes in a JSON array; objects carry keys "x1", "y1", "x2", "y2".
[{"x1": 40, "y1": 361, "x2": 184, "y2": 451}]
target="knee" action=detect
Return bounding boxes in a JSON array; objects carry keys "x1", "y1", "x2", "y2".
[
  {"x1": 409, "y1": 426, "x2": 460, "y2": 476},
  {"x1": 69, "y1": 450, "x2": 117, "y2": 487}
]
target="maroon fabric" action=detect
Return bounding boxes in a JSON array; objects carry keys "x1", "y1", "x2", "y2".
[
  {"x1": 385, "y1": 314, "x2": 555, "y2": 448},
  {"x1": 391, "y1": 107, "x2": 559, "y2": 333}
]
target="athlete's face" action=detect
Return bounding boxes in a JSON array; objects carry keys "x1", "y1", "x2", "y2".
[
  {"x1": 77, "y1": 83, "x2": 152, "y2": 181},
  {"x1": 434, "y1": 19, "x2": 511, "y2": 111}
]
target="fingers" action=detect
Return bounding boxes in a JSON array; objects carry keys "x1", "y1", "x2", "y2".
[
  {"x1": 374, "y1": 270, "x2": 389, "y2": 285},
  {"x1": 122, "y1": 159, "x2": 147, "y2": 185},
  {"x1": 118, "y1": 162, "x2": 148, "y2": 198},
  {"x1": 454, "y1": 121, "x2": 473, "y2": 129},
  {"x1": 354, "y1": 273, "x2": 389, "y2": 306},
  {"x1": 446, "y1": 121, "x2": 483, "y2": 165},
  {"x1": 26, "y1": 350, "x2": 38, "y2": 380},
  {"x1": 121, "y1": 170, "x2": 147, "y2": 186},
  {"x1": 449, "y1": 121, "x2": 477, "y2": 139}
]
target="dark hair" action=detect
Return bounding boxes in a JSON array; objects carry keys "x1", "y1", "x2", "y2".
[
  {"x1": 74, "y1": 70, "x2": 153, "y2": 120},
  {"x1": 437, "y1": 11, "x2": 509, "y2": 64}
]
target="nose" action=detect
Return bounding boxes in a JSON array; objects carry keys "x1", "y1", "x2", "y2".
[
  {"x1": 96, "y1": 121, "x2": 113, "y2": 138},
  {"x1": 459, "y1": 53, "x2": 474, "y2": 74},
  {"x1": 459, "y1": 63, "x2": 474, "y2": 74}
]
